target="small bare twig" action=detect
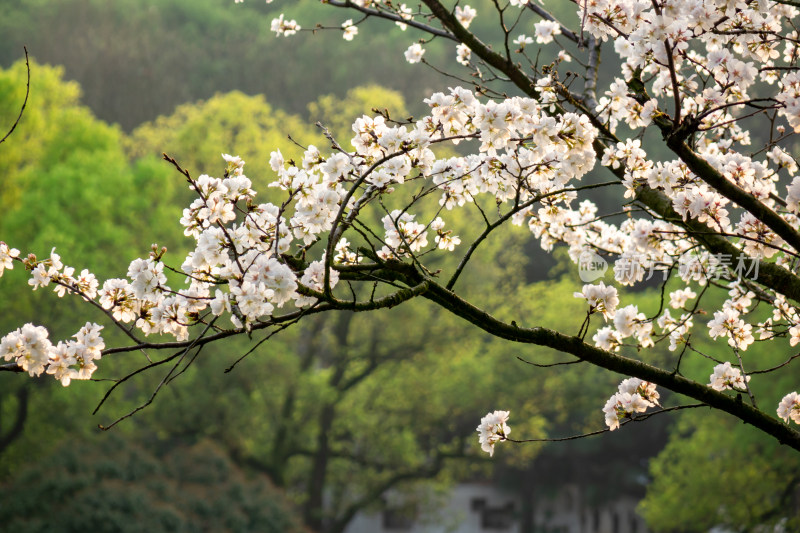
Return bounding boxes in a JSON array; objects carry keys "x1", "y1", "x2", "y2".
[
  {"x1": 0, "y1": 47, "x2": 30, "y2": 146},
  {"x1": 516, "y1": 355, "x2": 583, "y2": 368},
  {"x1": 506, "y1": 403, "x2": 706, "y2": 443}
]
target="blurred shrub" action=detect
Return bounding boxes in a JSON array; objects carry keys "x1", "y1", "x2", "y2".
[{"x1": 0, "y1": 436, "x2": 308, "y2": 533}]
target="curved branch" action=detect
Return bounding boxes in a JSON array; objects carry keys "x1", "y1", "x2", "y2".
[
  {"x1": 516, "y1": 355, "x2": 583, "y2": 368},
  {"x1": 0, "y1": 47, "x2": 29, "y2": 146},
  {"x1": 418, "y1": 277, "x2": 800, "y2": 452}
]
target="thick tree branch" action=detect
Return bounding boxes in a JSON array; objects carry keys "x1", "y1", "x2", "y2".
[
  {"x1": 416, "y1": 277, "x2": 800, "y2": 452},
  {"x1": 666, "y1": 135, "x2": 800, "y2": 254},
  {"x1": 622, "y1": 77, "x2": 800, "y2": 256},
  {"x1": 635, "y1": 186, "x2": 800, "y2": 303},
  {"x1": 326, "y1": 0, "x2": 457, "y2": 41},
  {"x1": 583, "y1": 36, "x2": 601, "y2": 110},
  {"x1": 421, "y1": 0, "x2": 538, "y2": 97}
]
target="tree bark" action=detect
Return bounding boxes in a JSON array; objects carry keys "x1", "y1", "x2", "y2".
[{"x1": 0, "y1": 385, "x2": 29, "y2": 456}]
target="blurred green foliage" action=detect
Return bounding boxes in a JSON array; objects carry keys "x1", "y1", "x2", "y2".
[
  {"x1": 0, "y1": 0, "x2": 451, "y2": 131},
  {"x1": 641, "y1": 409, "x2": 800, "y2": 532},
  {"x1": 0, "y1": 59, "x2": 180, "y2": 283},
  {"x1": 126, "y1": 91, "x2": 322, "y2": 192},
  {"x1": 308, "y1": 85, "x2": 409, "y2": 147},
  {"x1": 0, "y1": 436, "x2": 309, "y2": 533}
]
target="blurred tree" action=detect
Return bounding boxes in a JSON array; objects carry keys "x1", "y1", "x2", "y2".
[
  {"x1": 640, "y1": 313, "x2": 800, "y2": 532},
  {"x1": 0, "y1": 59, "x2": 180, "y2": 282},
  {"x1": 125, "y1": 91, "x2": 322, "y2": 192},
  {"x1": 308, "y1": 85, "x2": 409, "y2": 147},
  {"x1": 640, "y1": 410, "x2": 800, "y2": 532},
  {"x1": 0, "y1": 59, "x2": 180, "y2": 477},
  {"x1": 0, "y1": 436, "x2": 309, "y2": 533},
  {"x1": 0, "y1": 0, "x2": 448, "y2": 131}
]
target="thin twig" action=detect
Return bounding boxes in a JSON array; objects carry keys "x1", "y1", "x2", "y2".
[
  {"x1": 506, "y1": 403, "x2": 705, "y2": 443},
  {"x1": 0, "y1": 47, "x2": 29, "y2": 146},
  {"x1": 516, "y1": 355, "x2": 583, "y2": 368}
]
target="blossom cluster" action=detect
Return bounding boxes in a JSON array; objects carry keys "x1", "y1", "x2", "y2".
[
  {"x1": 477, "y1": 410, "x2": 510, "y2": 456},
  {"x1": 603, "y1": 378, "x2": 660, "y2": 430},
  {"x1": 1, "y1": 322, "x2": 104, "y2": 385},
  {"x1": 574, "y1": 282, "x2": 619, "y2": 321},
  {"x1": 708, "y1": 362, "x2": 750, "y2": 392},
  {"x1": 778, "y1": 392, "x2": 800, "y2": 424},
  {"x1": 0, "y1": 242, "x2": 19, "y2": 276}
]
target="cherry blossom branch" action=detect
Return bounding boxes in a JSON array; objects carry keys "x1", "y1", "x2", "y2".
[
  {"x1": 622, "y1": 78, "x2": 800, "y2": 259},
  {"x1": 324, "y1": 132, "x2": 475, "y2": 297},
  {"x1": 667, "y1": 137, "x2": 800, "y2": 255},
  {"x1": 332, "y1": 0, "x2": 800, "y2": 312},
  {"x1": 634, "y1": 186, "x2": 800, "y2": 303},
  {"x1": 92, "y1": 319, "x2": 218, "y2": 417},
  {"x1": 162, "y1": 153, "x2": 248, "y2": 276},
  {"x1": 413, "y1": 274, "x2": 800, "y2": 451},
  {"x1": 447, "y1": 180, "x2": 620, "y2": 290},
  {"x1": 46, "y1": 277, "x2": 147, "y2": 346},
  {"x1": 325, "y1": 0, "x2": 457, "y2": 41}
]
